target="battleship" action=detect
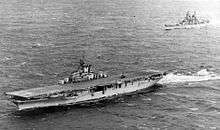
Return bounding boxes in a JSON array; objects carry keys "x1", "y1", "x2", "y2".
[
  {"x1": 5, "y1": 60, "x2": 163, "y2": 110},
  {"x1": 165, "y1": 11, "x2": 209, "y2": 30}
]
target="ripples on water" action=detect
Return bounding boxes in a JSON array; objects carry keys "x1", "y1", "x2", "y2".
[{"x1": 0, "y1": 0, "x2": 220, "y2": 129}]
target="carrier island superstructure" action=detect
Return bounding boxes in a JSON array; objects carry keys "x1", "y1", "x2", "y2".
[{"x1": 5, "y1": 60, "x2": 163, "y2": 110}]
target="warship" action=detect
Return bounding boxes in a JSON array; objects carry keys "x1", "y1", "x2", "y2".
[
  {"x1": 5, "y1": 60, "x2": 163, "y2": 110},
  {"x1": 165, "y1": 11, "x2": 209, "y2": 30}
]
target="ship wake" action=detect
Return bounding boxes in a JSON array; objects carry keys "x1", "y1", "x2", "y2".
[{"x1": 158, "y1": 68, "x2": 220, "y2": 84}]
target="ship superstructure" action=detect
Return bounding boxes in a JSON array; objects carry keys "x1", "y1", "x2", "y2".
[
  {"x1": 5, "y1": 60, "x2": 163, "y2": 110},
  {"x1": 58, "y1": 59, "x2": 107, "y2": 84}
]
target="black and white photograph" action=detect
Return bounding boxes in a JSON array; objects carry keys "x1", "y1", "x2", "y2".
[{"x1": 0, "y1": 0, "x2": 220, "y2": 129}]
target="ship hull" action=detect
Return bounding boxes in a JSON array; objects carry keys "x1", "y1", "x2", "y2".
[
  {"x1": 165, "y1": 23, "x2": 208, "y2": 30},
  {"x1": 13, "y1": 78, "x2": 160, "y2": 110}
]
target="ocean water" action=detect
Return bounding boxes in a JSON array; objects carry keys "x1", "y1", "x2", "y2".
[{"x1": 1, "y1": 0, "x2": 220, "y2": 129}]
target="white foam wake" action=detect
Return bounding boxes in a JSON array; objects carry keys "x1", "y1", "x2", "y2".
[{"x1": 158, "y1": 69, "x2": 220, "y2": 84}]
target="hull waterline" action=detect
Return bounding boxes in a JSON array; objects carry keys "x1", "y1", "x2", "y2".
[{"x1": 165, "y1": 23, "x2": 209, "y2": 30}]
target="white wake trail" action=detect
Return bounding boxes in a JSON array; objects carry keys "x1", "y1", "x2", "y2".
[{"x1": 158, "y1": 69, "x2": 220, "y2": 84}]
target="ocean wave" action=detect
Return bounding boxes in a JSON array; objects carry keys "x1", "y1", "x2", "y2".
[
  {"x1": 31, "y1": 43, "x2": 43, "y2": 48},
  {"x1": 141, "y1": 98, "x2": 152, "y2": 101},
  {"x1": 154, "y1": 92, "x2": 167, "y2": 96},
  {"x1": 0, "y1": 57, "x2": 13, "y2": 62},
  {"x1": 1, "y1": 60, "x2": 27, "y2": 67},
  {"x1": 168, "y1": 92, "x2": 191, "y2": 98},
  {"x1": 207, "y1": 100, "x2": 217, "y2": 104},
  {"x1": 205, "y1": 106, "x2": 220, "y2": 113},
  {"x1": 188, "y1": 107, "x2": 199, "y2": 111},
  {"x1": 32, "y1": 72, "x2": 44, "y2": 77},
  {"x1": 125, "y1": 103, "x2": 137, "y2": 107}
]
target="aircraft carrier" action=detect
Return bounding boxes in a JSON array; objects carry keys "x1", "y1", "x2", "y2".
[{"x1": 5, "y1": 60, "x2": 163, "y2": 110}]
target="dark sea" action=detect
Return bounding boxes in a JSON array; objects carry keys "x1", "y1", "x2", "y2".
[{"x1": 1, "y1": 0, "x2": 220, "y2": 129}]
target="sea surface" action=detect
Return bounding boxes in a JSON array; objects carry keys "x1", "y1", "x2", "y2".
[{"x1": 1, "y1": 0, "x2": 220, "y2": 129}]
